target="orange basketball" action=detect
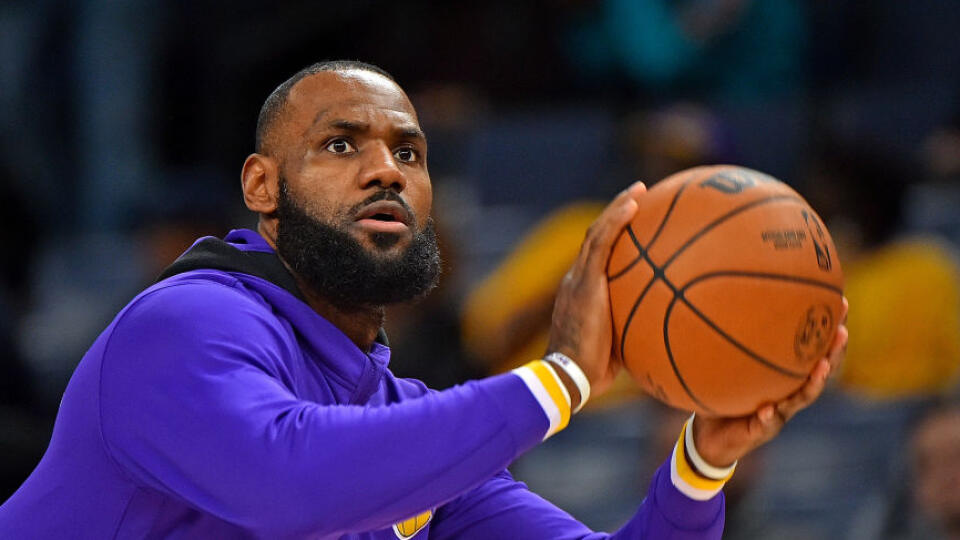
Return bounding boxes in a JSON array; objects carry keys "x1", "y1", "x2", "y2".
[{"x1": 607, "y1": 165, "x2": 844, "y2": 417}]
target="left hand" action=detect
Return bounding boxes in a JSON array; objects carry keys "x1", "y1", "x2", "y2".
[{"x1": 692, "y1": 297, "x2": 849, "y2": 467}]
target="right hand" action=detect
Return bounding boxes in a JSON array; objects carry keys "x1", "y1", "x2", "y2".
[{"x1": 545, "y1": 182, "x2": 647, "y2": 402}]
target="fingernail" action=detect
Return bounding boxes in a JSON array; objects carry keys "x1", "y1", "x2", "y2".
[{"x1": 759, "y1": 406, "x2": 773, "y2": 422}]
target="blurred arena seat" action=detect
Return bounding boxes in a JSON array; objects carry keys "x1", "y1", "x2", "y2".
[{"x1": 735, "y1": 392, "x2": 931, "y2": 538}]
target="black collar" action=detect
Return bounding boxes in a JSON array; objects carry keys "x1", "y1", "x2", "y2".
[{"x1": 157, "y1": 236, "x2": 389, "y2": 346}]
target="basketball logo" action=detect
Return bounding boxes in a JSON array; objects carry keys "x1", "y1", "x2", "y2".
[
  {"x1": 794, "y1": 304, "x2": 834, "y2": 365},
  {"x1": 393, "y1": 509, "x2": 432, "y2": 539},
  {"x1": 802, "y1": 209, "x2": 833, "y2": 271}
]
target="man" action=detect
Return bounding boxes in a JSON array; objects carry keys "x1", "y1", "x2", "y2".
[{"x1": 0, "y1": 60, "x2": 847, "y2": 539}]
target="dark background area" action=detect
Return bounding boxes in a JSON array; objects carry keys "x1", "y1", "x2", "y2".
[{"x1": 2, "y1": 1, "x2": 960, "y2": 537}]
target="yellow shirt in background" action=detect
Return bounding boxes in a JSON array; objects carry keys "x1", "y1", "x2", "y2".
[
  {"x1": 461, "y1": 202, "x2": 641, "y2": 407},
  {"x1": 840, "y1": 238, "x2": 960, "y2": 399}
]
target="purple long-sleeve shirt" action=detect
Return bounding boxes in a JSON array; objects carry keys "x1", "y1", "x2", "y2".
[{"x1": 0, "y1": 229, "x2": 724, "y2": 539}]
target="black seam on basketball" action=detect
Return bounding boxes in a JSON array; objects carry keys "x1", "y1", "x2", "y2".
[
  {"x1": 663, "y1": 295, "x2": 716, "y2": 414},
  {"x1": 644, "y1": 250, "x2": 678, "y2": 293},
  {"x1": 647, "y1": 177, "x2": 692, "y2": 249},
  {"x1": 675, "y1": 292, "x2": 807, "y2": 379},
  {"x1": 681, "y1": 271, "x2": 843, "y2": 295},
  {"x1": 618, "y1": 274, "x2": 660, "y2": 364},
  {"x1": 662, "y1": 194, "x2": 804, "y2": 269},
  {"x1": 609, "y1": 177, "x2": 693, "y2": 282},
  {"x1": 609, "y1": 226, "x2": 645, "y2": 281},
  {"x1": 608, "y1": 255, "x2": 642, "y2": 281}
]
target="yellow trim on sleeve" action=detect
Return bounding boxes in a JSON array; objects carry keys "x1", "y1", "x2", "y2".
[
  {"x1": 675, "y1": 422, "x2": 733, "y2": 491},
  {"x1": 528, "y1": 360, "x2": 571, "y2": 432}
]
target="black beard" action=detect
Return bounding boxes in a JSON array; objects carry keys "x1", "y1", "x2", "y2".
[{"x1": 274, "y1": 180, "x2": 441, "y2": 311}]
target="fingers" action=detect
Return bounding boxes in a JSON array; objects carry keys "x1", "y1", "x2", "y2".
[
  {"x1": 748, "y1": 299, "x2": 850, "y2": 438},
  {"x1": 580, "y1": 182, "x2": 646, "y2": 273},
  {"x1": 767, "y1": 330, "x2": 844, "y2": 424},
  {"x1": 754, "y1": 403, "x2": 782, "y2": 435},
  {"x1": 826, "y1": 323, "x2": 849, "y2": 373},
  {"x1": 698, "y1": 297, "x2": 852, "y2": 461},
  {"x1": 781, "y1": 359, "x2": 831, "y2": 416}
]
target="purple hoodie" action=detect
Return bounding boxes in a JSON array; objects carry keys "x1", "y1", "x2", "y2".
[{"x1": 0, "y1": 229, "x2": 724, "y2": 539}]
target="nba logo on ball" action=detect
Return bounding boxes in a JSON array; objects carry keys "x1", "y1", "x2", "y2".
[
  {"x1": 795, "y1": 304, "x2": 833, "y2": 366},
  {"x1": 608, "y1": 165, "x2": 844, "y2": 417}
]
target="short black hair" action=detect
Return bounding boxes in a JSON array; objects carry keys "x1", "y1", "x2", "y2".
[{"x1": 255, "y1": 60, "x2": 395, "y2": 155}]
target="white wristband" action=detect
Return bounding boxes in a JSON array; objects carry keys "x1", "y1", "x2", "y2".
[
  {"x1": 544, "y1": 352, "x2": 591, "y2": 413},
  {"x1": 684, "y1": 413, "x2": 737, "y2": 480}
]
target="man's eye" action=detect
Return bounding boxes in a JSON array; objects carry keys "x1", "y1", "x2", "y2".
[
  {"x1": 325, "y1": 139, "x2": 356, "y2": 154},
  {"x1": 394, "y1": 147, "x2": 417, "y2": 163}
]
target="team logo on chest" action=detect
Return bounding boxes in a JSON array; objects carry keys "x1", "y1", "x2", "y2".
[{"x1": 392, "y1": 509, "x2": 432, "y2": 539}]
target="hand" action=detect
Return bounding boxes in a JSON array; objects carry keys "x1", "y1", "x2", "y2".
[
  {"x1": 545, "y1": 182, "x2": 647, "y2": 403},
  {"x1": 691, "y1": 297, "x2": 849, "y2": 467}
]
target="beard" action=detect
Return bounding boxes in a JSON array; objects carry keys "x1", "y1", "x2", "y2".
[{"x1": 274, "y1": 179, "x2": 441, "y2": 311}]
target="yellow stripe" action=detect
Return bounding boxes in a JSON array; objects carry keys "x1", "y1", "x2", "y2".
[
  {"x1": 529, "y1": 360, "x2": 571, "y2": 432},
  {"x1": 675, "y1": 423, "x2": 732, "y2": 491},
  {"x1": 393, "y1": 510, "x2": 432, "y2": 538},
  {"x1": 415, "y1": 510, "x2": 431, "y2": 529}
]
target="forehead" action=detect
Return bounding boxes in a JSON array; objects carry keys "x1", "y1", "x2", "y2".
[{"x1": 285, "y1": 70, "x2": 418, "y2": 132}]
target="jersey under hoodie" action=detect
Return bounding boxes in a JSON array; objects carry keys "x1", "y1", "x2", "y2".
[{"x1": 0, "y1": 228, "x2": 725, "y2": 539}]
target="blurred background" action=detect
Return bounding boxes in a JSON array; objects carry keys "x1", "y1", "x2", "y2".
[{"x1": 3, "y1": 0, "x2": 960, "y2": 538}]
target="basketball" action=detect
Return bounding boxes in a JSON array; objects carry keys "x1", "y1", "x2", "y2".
[{"x1": 607, "y1": 165, "x2": 844, "y2": 417}]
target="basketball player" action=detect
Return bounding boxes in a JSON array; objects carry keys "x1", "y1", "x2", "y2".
[{"x1": 0, "y1": 61, "x2": 847, "y2": 539}]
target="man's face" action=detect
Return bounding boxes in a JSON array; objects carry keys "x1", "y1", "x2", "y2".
[
  {"x1": 268, "y1": 70, "x2": 440, "y2": 309},
  {"x1": 273, "y1": 69, "x2": 432, "y2": 253}
]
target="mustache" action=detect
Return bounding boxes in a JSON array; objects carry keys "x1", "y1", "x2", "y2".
[{"x1": 348, "y1": 190, "x2": 417, "y2": 221}]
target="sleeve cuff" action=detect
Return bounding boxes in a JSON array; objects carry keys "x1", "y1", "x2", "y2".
[
  {"x1": 511, "y1": 360, "x2": 571, "y2": 440},
  {"x1": 669, "y1": 418, "x2": 735, "y2": 501}
]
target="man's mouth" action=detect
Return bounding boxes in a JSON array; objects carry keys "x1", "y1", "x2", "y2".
[{"x1": 353, "y1": 200, "x2": 412, "y2": 234}]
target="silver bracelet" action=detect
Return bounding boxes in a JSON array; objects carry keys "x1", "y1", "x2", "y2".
[
  {"x1": 544, "y1": 352, "x2": 591, "y2": 413},
  {"x1": 685, "y1": 413, "x2": 737, "y2": 480}
]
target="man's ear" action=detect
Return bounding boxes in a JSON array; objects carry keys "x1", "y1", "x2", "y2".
[{"x1": 241, "y1": 153, "x2": 279, "y2": 216}]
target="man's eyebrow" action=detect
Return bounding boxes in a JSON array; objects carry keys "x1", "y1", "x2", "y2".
[
  {"x1": 323, "y1": 119, "x2": 425, "y2": 142},
  {"x1": 328, "y1": 119, "x2": 369, "y2": 132},
  {"x1": 397, "y1": 126, "x2": 427, "y2": 142}
]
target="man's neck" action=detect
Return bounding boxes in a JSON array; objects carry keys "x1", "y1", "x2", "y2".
[{"x1": 300, "y1": 286, "x2": 385, "y2": 353}]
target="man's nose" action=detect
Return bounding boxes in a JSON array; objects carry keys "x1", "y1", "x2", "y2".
[{"x1": 358, "y1": 142, "x2": 406, "y2": 192}]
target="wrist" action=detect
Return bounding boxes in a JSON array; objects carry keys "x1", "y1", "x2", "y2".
[
  {"x1": 544, "y1": 352, "x2": 591, "y2": 413},
  {"x1": 669, "y1": 415, "x2": 736, "y2": 501},
  {"x1": 545, "y1": 360, "x2": 581, "y2": 412},
  {"x1": 688, "y1": 413, "x2": 739, "y2": 469},
  {"x1": 685, "y1": 413, "x2": 737, "y2": 478}
]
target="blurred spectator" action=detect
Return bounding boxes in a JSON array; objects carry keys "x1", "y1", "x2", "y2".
[
  {"x1": 910, "y1": 112, "x2": 960, "y2": 247},
  {"x1": 458, "y1": 103, "x2": 738, "y2": 528},
  {"x1": 805, "y1": 144, "x2": 960, "y2": 399},
  {"x1": 850, "y1": 400, "x2": 960, "y2": 539},
  {"x1": 920, "y1": 114, "x2": 960, "y2": 185},
  {"x1": 461, "y1": 103, "x2": 735, "y2": 396},
  {"x1": 908, "y1": 402, "x2": 960, "y2": 539},
  {"x1": 620, "y1": 102, "x2": 735, "y2": 182},
  {"x1": 461, "y1": 201, "x2": 605, "y2": 373},
  {"x1": 566, "y1": 0, "x2": 806, "y2": 104}
]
